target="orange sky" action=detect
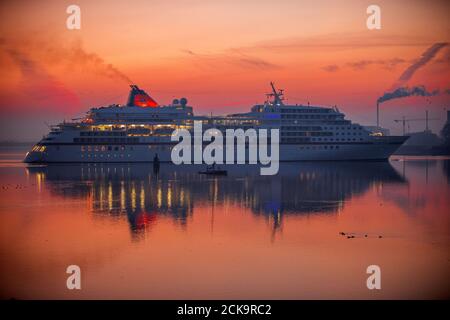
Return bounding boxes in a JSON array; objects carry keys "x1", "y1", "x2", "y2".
[{"x1": 0, "y1": 0, "x2": 449, "y2": 140}]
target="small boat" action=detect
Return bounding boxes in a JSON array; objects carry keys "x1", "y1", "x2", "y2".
[{"x1": 198, "y1": 165, "x2": 227, "y2": 176}]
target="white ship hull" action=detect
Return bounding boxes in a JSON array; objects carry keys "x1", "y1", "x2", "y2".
[{"x1": 24, "y1": 138, "x2": 406, "y2": 163}]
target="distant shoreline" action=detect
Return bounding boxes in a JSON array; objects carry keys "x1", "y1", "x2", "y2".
[{"x1": 0, "y1": 142, "x2": 35, "y2": 147}]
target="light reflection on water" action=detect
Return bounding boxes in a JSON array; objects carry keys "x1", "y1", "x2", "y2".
[
  {"x1": 25, "y1": 162, "x2": 405, "y2": 237},
  {"x1": 0, "y1": 148, "x2": 449, "y2": 299}
]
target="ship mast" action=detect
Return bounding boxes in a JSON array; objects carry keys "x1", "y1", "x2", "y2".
[{"x1": 267, "y1": 82, "x2": 285, "y2": 106}]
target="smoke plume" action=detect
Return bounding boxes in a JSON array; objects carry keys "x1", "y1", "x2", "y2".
[
  {"x1": 0, "y1": 37, "x2": 134, "y2": 114},
  {"x1": 68, "y1": 41, "x2": 133, "y2": 84},
  {"x1": 377, "y1": 86, "x2": 439, "y2": 104},
  {"x1": 377, "y1": 42, "x2": 448, "y2": 104},
  {"x1": 0, "y1": 37, "x2": 133, "y2": 85},
  {"x1": 393, "y1": 42, "x2": 448, "y2": 88}
]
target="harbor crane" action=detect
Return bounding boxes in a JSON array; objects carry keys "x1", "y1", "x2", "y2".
[{"x1": 393, "y1": 111, "x2": 439, "y2": 135}]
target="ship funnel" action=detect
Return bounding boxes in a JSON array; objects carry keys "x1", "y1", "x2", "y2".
[{"x1": 127, "y1": 85, "x2": 159, "y2": 107}]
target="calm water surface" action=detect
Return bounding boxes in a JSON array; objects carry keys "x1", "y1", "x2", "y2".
[{"x1": 0, "y1": 146, "x2": 449, "y2": 299}]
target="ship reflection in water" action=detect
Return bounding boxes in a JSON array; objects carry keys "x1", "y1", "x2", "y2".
[
  {"x1": 25, "y1": 162, "x2": 405, "y2": 239},
  {"x1": 1, "y1": 152, "x2": 449, "y2": 299}
]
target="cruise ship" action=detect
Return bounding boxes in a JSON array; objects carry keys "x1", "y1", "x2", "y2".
[{"x1": 24, "y1": 83, "x2": 408, "y2": 163}]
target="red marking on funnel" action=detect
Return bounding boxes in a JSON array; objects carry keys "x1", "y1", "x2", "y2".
[{"x1": 127, "y1": 85, "x2": 159, "y2": 107}]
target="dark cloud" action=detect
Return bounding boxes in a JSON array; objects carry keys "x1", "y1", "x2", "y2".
[
  {"x1": 322, "y1": 65, "x2": 339, "y2": 72},
  {"x1": 181, "y1": 49, "x2": 280, "y2": 70},
  {"x1": 322, "y1": 42, "x2": 447, "y2": 75},
  {"x1": 346, "y1": 58, "x2": 406, "y2": 70},
  {"x1": 433, "y1": 47, "x2": 450, "y2": 64},
  {"x1": 244, "y1": 33, "x2": 434, "y2": 52},
  {"x1": 396, "y1": 43, "x2": 448, "y2": 85},
  {"x1": 236, "y1": 56, "x2": 280, "y2": 70},
  {"x1": 321, "y1": 58, "x2": 406, "y2": 72}
]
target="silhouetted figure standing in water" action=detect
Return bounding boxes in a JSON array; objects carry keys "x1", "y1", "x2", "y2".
[{"x1": 153, "y1": 153, "x2": 160, "y2": 174}]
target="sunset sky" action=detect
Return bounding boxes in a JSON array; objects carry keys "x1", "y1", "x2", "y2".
[{"x1": 0, "y1": 0, "x2": 449, "y2": 140}]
